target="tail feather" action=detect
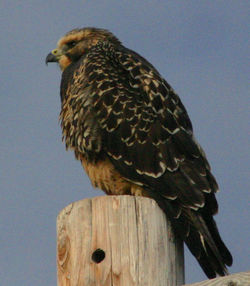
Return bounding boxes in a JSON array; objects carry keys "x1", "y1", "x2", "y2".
[
  {"x1": 183, "y1": 211, "x2": 230, "y2": 278},
  {"x1": 203, "y1": 216, "x2": 233, "y2": 267},
  {"x1": 201, "y1": 193, "x2": 233, "y2": 266},
  {"x1": 148, "y1": 191, "x2": 232, "y2": 278}
]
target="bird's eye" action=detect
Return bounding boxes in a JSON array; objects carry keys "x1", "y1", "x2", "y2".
[{"x1": 67, "y1": 41, "x2": 77, "y2": 48}]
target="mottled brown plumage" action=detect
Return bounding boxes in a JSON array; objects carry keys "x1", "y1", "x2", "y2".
[{"x1": 46, "y1": 27, "x2": 232, "y2": 278}]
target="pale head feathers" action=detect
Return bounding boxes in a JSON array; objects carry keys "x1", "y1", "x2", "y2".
[
  {"x1": 54, "y1": 27, "x2": 121, "y2": 70},
  {"x1": 57, "y1": 27, "x2": 121, "y2": 48}
]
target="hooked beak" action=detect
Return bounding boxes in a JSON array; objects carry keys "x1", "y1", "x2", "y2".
[{"x1": 45, "y1": 49, "x2": 61, "y2": 65}]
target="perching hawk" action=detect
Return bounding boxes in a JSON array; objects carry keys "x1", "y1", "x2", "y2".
[{"x1": 46, "y1": 27, "x2": 232, "y2": 278}]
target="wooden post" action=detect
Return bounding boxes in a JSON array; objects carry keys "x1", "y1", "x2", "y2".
[
  {"x1": 183, "y1": 271, "x2": 250, "y2": 286},
  {"x1": 57, "y1": 195, "x2": 184, "y2": 286}
]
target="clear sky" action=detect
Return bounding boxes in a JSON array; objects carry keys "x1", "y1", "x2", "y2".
[{"x1": 0, "y1": 1, "x2": 249, "y2": 285}]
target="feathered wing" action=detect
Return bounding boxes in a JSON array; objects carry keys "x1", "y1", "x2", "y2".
[{"x1": 61, "y1": 41, "x2": 232, "y2": 278}]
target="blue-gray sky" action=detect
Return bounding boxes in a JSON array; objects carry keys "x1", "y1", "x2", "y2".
[{"x1": 0, "y1": 1, "x2": 249, "y2": 285}]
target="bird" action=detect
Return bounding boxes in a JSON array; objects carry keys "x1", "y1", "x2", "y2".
[{"x1": 46, "y1": 27, "x2": 232, "y2": 278}]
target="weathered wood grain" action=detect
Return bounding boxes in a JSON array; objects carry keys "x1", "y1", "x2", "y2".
[
  {"x1": 184, "y1": 271, "x2": 250, "y2": 286},
  {"x1": 57, "y1": 195, "x2": 184, "y2": 286}
]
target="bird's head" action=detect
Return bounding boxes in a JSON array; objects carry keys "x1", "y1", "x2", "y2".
[{"x1": 46, "y1": 27, "x2": 121, "y2": 71}]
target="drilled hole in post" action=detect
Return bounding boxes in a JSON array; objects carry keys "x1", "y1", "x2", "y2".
[{"x1": 92, "y1": 248, "x2": 105, "y2": 263}]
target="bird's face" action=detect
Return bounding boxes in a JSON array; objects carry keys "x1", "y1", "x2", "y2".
[{"x1": 46, "y1": 27, "x2": 121, "y2": 71}]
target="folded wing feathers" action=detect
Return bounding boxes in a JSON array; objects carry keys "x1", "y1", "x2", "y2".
[{"x1": 87, "y1": 45, "x2": 215, "y2": 211}]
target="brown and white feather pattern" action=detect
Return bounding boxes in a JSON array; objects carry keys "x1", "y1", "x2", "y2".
[{"x1": 48, "y1": 28, "x2": 232, "y2": 279}]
